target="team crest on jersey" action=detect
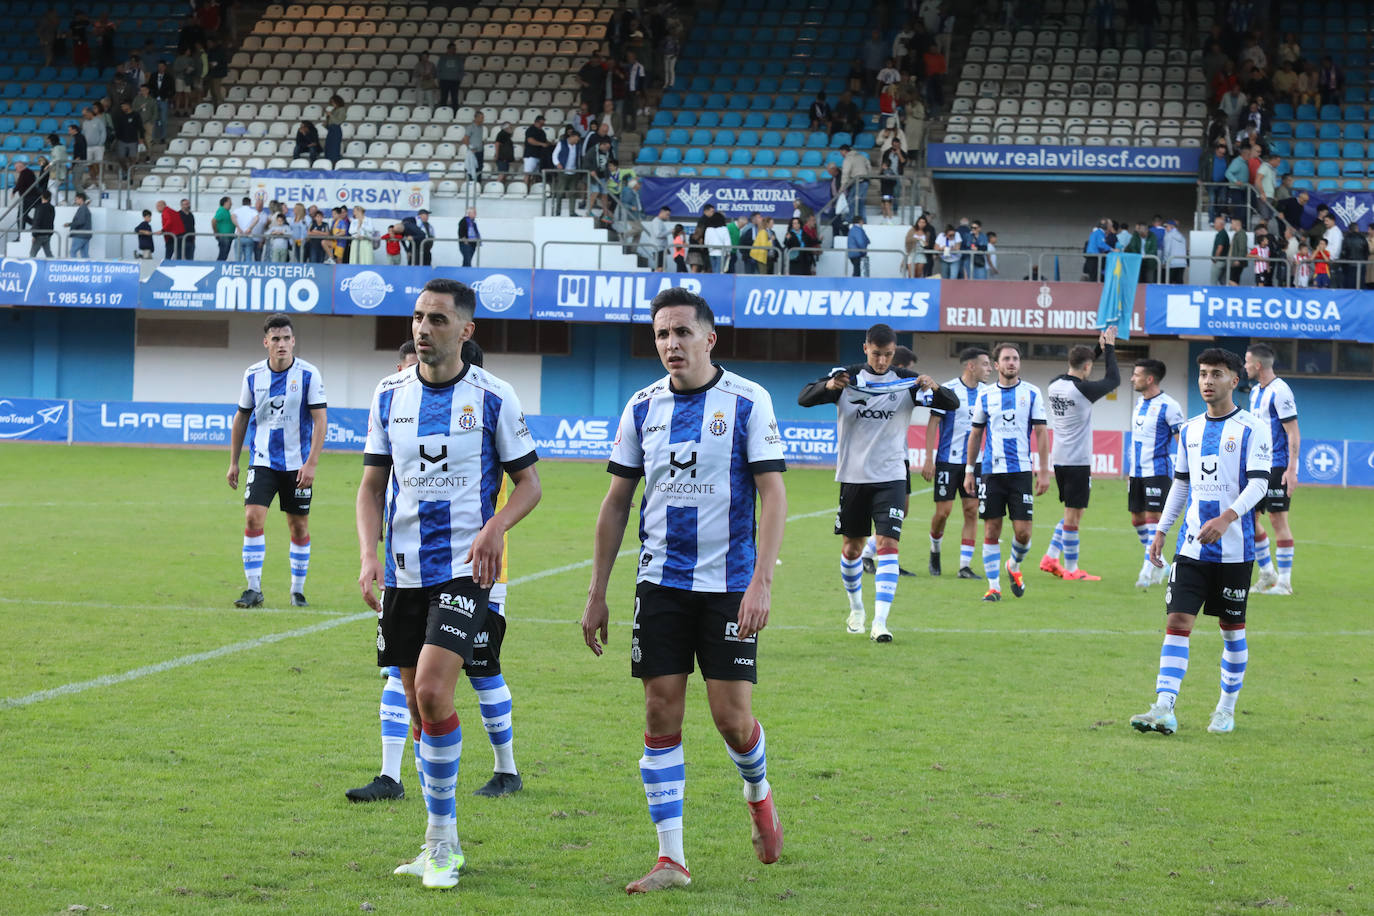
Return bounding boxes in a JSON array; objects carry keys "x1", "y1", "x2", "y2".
[
  {"x1": 1224, "y1": 438, "x2": 1237, "y2": 452},
  {"x1": 290, "y1": 380, "x2": 299, "y2": 392},
  {"x1": 458, "y1": 404, "x2": 477, "y2": 430},
  {"x1": 708, "y1": 410, "x2": 728, "y2": 436}
]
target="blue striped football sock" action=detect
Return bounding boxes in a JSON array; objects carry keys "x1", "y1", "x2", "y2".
[
  {"x1": 641, "y1": 733, "x2": 686, "y2": 867},
  {"x1": 1218, "y1": 625, "x2": 1248, "y2": 713},
  {"x1": 1139, "y1": 523, "x2": 1156, "y2": 560},
  {"x1": 1010, "y1": 537, "x2": 1030, "y2": 570},
  {"x1": 1155, "y1": 628, "x2": 1191, "y2": 709},
  {"x1": 983, "y1": 540, "x2": 1001, "y2": 591},
  {"x1": 873, "y1": 551, "x2": 900, "y2": 628},
  {"x1": 1275, "y1": 539, "x2": 1294, "y2": 577},
  {"x1": 289, "y1": 537, "x2": 310, "y2": 593},
  {"x1": 1061, "y1": 526, "x2": 1080, "y2": 572},
  {"x1": 1254, "y1": 531, "x2": 1273, "y2": 571},
  {"x1": 420, "y1": 714, "x2": 462, "y2": 845},
  {"x1": 1046, "y1": 519, "x2": 1064, "y2": 560},
  {"x1": 470, "y1": 674, "x2": 516, "y2": 774},
  {"x1": 379, "y1": 668, "x2": 409, "y2": 782},
  {"x1": 242, "y1": 528, "x2": 264, "y2": 591},
  {"x1": 840, "y1": 555, "x2": 864, "y2": 612},
  {"x1": 960, "y1": 538, "x2": 975, "y2": 571},
  {"x1": 726, "y1": 719, "x2": 770, "y2": 803}
]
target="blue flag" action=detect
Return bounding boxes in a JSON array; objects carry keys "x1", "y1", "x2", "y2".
[{"x1": 1097, "y1": 252, "x2": 1141, "y2": 340}]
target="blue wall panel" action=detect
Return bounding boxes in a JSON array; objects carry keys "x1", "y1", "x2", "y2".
[{"x1": 0, "y1": 309, "x2": 135, "y2": 400}]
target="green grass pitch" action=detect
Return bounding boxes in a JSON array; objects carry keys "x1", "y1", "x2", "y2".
[{"x1": 0, "y1": 444, "x2": 1370, "y2": 915}]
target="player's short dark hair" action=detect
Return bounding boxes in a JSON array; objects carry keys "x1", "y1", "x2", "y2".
[
  {"x1": 422, "y1": 277, "x2": 476, "y2": 319},
  {"x1": 865, "y1": 323, "x2": 897, "y2": 346},
  {"x1": 993, "y1": 341, "x2": 1021, "y2": 360},
  {"x1": 649, "y1": 286, "x2": 715, "y2": 329},
  {"x1": 461, "y1": 338, "x2": 485, "y2": 368},
  {"x1": 263, "y1": 315, "x2": 293, "y2": 334},
  {"x1": 892, "y1": 345, "x2": 916, "y2": 368},
  {"x1": 958, "y1": 346, "x2": 989, "y2": 364},
  {"x1": 1134, "y1": 358, "x2": 1167, "y2": 383},
  {"x1": 397, "y1": 339, "x2": 415, "y2": 361},
  {"x1": 1068, "y1": 345, "x2": 1095, "y2": 369},
  {"x1": 1197, "y1": 347, "x2": 1243, "y2": 376},
  {"x1": 1247, "y1": 341, "x2": 1275, "y2": 362}
]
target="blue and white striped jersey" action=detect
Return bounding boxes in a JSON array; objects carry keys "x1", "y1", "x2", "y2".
[
  {"x1": 931, "y1": 378, "x2": 987, "y2": 465},
  {"x1": 1128, "y1": 391, "x2": 1185, "y2": 478},
  {"x1": 364, "y1": 364, "x2": 537, "y2": 589},
  {"x1": 1248, "y1": 377, "x2": 1297, "y2": 467},
  {"x1": 1172, "y1": 408, "x2": 1272, "y2": 563},
  {"x1": 970, "y1": 381, "x2": 1047, "y2": 474},
  {"x1": 238, "y1": 357, "x2": 327, "y2": 471},
  {"x1": 608, "y1": 367, "x2": 786, "y2": 593}
]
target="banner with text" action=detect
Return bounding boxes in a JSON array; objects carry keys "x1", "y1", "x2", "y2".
[
  {"x1": 905, "y1": 426, "x2": 1126, "y2": 477},
  {"x1": 531, "y1": 270, "x2": 735, "y2": 324},
  {"x1": 939, "y1": 280, "x2": 1145, "y2": 336},
  {"x1": 732, "y1": 276, "x2": 941, "y2": 330},
  {"x1": 72, "y1": 399, "x2": 369, "y2": 451},
  {"x1": 639, "y1": 177, "x2": 832, "y2": 219},
  {"x1": 0, "y1": 397, "x2": 69, "y2": 442},
  {"x1": 1145, "y1": 285, "x2": 1374, "y2": 342},
  {"x1": 0, "y1": 258, "x2": 139, "y2": 309},
  {"x1": 140, "y1": 262, "x2": 334, "y2": 313},
  {"x1": 333, "y1": 265, "x2": 532, "y2": 319},
  {"x1": 927, "y1": 144, "x2": 1199, "y2": 177},
  {"x1": 249, "y1": 169, "x2": 430, "y2": 219}
]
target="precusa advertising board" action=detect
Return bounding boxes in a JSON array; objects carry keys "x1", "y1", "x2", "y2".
[{"x1": 1145, "y1": 285, "x2": 1374, "y2": 342}]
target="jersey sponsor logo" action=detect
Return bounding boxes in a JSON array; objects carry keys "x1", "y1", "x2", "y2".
[
  {"x1": 645, "y1": 788, "x2": 680, "y2": 799},
  {"x1": 888, "y1": 507, "x2": 905, "y2": 520},
  {"x1": 439, "y1": 592, "x2": 476, "y2": 617},
  {"x1": 734, "y1": 657, "x2": 756, "y2": 667},
  {"x1": 724, "y1": 622, "x2": 756, "y2": 644},
  {"x1": 419, "y1": 444, "x2": 449, "y2": 471},
  {"x1": 1049, "y1": 394, "x2": 1075, "y2": 415},
  {"x1": 853, "y1": 407, "x2": 898, "y2": 420},
  {"x1": 639, "y1": 552, "x2": 653, "y2": 567},
  {"x1": 473, "y1": 630, "x2": 490, "y2": 647},
  {"x1": 457, "y1": 404, "x2": 478, "y2": 431},
  {"x1": 668, "y1": 448, "x2": 698, "y2": 478},
  {"x1": 1222, "y1": 586, "x2": 1248, "y2": 601},
  {"x1": 376, "y1": 627, "x2": 386, "y2": 652},
  {"x1": 394, "y1": 552, "x2": 406, "y2": 570},
  {"x1": 391, "y1": 415, "x2": 414, "y2": 424},
  {"x1": 439, "y1": 623, "x2": 468, "y2": 640}
]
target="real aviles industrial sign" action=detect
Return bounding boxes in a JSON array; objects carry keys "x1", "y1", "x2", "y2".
[{"x1": 1145, "y1": 286, "x2": 1374, "y2": 341}]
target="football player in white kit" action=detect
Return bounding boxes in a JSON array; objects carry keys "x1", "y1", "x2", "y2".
[{"x1": 1125, "y1": 358, "x2": 1184, "y2": 589}]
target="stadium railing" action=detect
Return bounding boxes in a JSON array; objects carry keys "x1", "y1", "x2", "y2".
[{"x1": 1195, "y1": 180, "x2": 1264, "y2": 225}]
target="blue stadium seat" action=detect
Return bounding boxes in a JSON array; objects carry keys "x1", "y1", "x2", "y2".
[
  {"x1": 1345, "y1": 106, "x2": 1367, "y2": 122},
  {"x1": 800, "y1": 149, "x2": 823, "y2": 166},
  {"x1": 754, "y1": 149, "x2": 777, "y2": 166},
  {"x1": 825, "y1": 151, "x2": 845, "y2": 167},
  {"x1": 1343, "y1": 123, "x2": 1365, "y2": 140},
  {"x1": 677, "y1": 167, "x2": 698, "y2": 177},
  {"x1": 1295, "y1": 122, "x2": 1317, "y2": 139},
  {"x1": 698, "y1": 112, "x2": 721, "y2": 129},
  {"x1": 771, "y1": 167, "x2": 794, "y2": 179},
  {"x1": 1296, "y1": 104, "x2": 1318, "y2": 120},
  {"x1": 1341, "y1": 160, "x2": 1365, "y2": 177},
  {"x1": 1318, "y1": 123, "x2": 1342, "y2": 140},
  {"x1": 788, "y1": 112, "x2": 810, "y2": 129},
  {"x1": 1273, "y1": 103, "x2": 1295, "y2": 120},
  {"x1": 725, "y1": 167, "x2": 747, "y2": 179},
  {"x1": 1270, "y1": 139, "x2": 1292, "y2": 157},
  {"x1": 1344, "y1": 141, "x2": 1366, "y2": 158},
  {"x1": 682, "y1": 148, "x2": 704, "y2": 164},
  {"x1": 778, "y1": 149, "x2": 800, "y2": 167},
  {"x1": 706, "y1": 93, "x2": 726, "y2": 108},
  {"x1": 1270, "y1": 121, "x2": 1293, "y2": 138},
  {"x1": 660, "y1": 148, "x2": 683, "y2": 164},
  {"x1": 1318, "y1": 141, "x2": 1341, "y2": 158},
  {"x1": 738, "y1": 130, "x2": 759, "y2": 146},
  {"x1": 1320, "y1": 104, "x2": 1343, "y2": 120},
  {"x1": 637, "y1": 147, "x2": 659, "y2": 164},
  {"x1": 719, "y1": 112, "x2": 743, "y2": 129},
  {"x1": 801, "y1": 77, "x2": 822, "y2": 94},
  {"x1": 714, "y1": 129, "x2": 736, "y2": 146},
  {"x1": 700, "y1": 167, "x2": 722, "y2": 177},
  {"x1": 652, "y1": 111, "x2": 672, "y2": 127},
  {"x1": 37, "y1": 118, "x2": 58, "y2": 133},
  {"x1": 1317, "y1": 179, "x2": 1339, "y2": 191},
  {"x1": 782, "y1": 131, "x2": 805, "y2": 147},
  {"x1": 1341, "y1": 179, "x2": 1365, "y2": 190},
  {"x1": 30, "y1": 101, "x2": 50, "y2": 117},
  {"x1": 64, "y1": 85, "x2": 86, "y2": 100},
  {"x1": 736, "y1": 77, "x2": 758, "y2": 93},
  {"x1": 1291, "y1": 159, "x2": 1316, "y2": 177},
  {"x1": 1347, "y1": 87, "x2": 1369, "y2": 103},
  {"x1": 805, "y1": 131, "x2": 828, "y2": 148},
  {"x1": 683, "y1": 93, "x2": 704, "y2": 109},
  {"x1": 709, "y1": 76, "x2": 731, "y2": 93},
  {"x1": 675, "y1": 111, "x2": 698, "y2": 127},
  {"x1": 728, "y1": 95, "x2": 750, "y2": 110},
  {"x1": 765, "y1": 112, "x2": 788, "y2": 129},
  {"x1": 660, "y1": 93, "x2": 681, "y2": 108},
  {"x1": 667, "y1": 128, "x2": 689, "y2": 146},
  {"x1": 0, "y1": 136, "x2": 20, "y2": 152},
  {"x1": 748, "y1": 167, "x2": 770, "y2": 179},
  {"x1": 830, "y1": 131, "x2": 852, "y2": 147},
  {"x1": 15, "y1": 117, "x2": 35, "y2": 133},
  {"x1": 23, "y1": 136, "x2": 44, "y2": 152},
  {"x1": 748, "y1": 94, "x2": 771, "y2": 110},
  {"x1": 7, "y1": 100, "x2": 27, "y2": 115},
  {"x1": 644, "y1": 128, "x2": 666, "y2": 146},
  {"x1": 779, "y1": 77, "x2": 802, "y2": 94},
  {"x1": 760, "y1": 130, "x2": 782, "y2": 147},
  {"x1": 743, "y1": 112, "x2": 766, "y2": 129},
  {"x1": 706, "y1": 149, "x2": 729, "y2": 165},
  {"x1": 690, "y1": 129, "x2": 713, "y2": 146},
  {"x1": 1317, "y1": 161, "x2": 1340, "y2": 178},
  {"x1": 795, "y1": 169, "x2": 817, "y2": 182}
]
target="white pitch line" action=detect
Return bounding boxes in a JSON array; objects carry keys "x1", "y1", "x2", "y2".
[{"x1": 0, "y1": 596, "x2": 346, "y2": 617}]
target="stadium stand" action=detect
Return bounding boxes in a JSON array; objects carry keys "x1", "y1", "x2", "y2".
[
  {"x1": 638, "y1": 1, "x2": 882, "y2": 185},
  {"x1": 146, "y1": 1, "x2": 615, "y2": 199},
  {"x1": 943, "y1": 3, "x2": 1211, "y2": 148}
]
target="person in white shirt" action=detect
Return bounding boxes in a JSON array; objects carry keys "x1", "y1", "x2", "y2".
[{"x1": 934, "y1": 224, "x2": 961, "y2": 278}]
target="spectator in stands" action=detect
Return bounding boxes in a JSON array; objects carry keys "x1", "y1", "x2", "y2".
[
  {"x1": 522, "y1": 115, "x2": 551, "y2": 188},
  {"x1": 1207, "y1": 213, "x2": 1229, "y2": 284},
  {"x1": 878, "y1": 141, "x2": 904, "y2": 225},
  {"x1": 921, "y1": 40, "x2": 946, "y2": 118},
  {"x1": 1312, "y1": 237, "x2": 1332, "y2": 287},
  {"x1": 829, "y1": 92, "x2": 862, "y2": 140},
  {"x1": 287, "y1": 204, "x2": 308, "y2": 260},
  {"x1": 1271, "y1": 61, "x2": 1297, "y2": 107},
  {"x1": 494, "y1": 122, "x2": 515, "y2": 180},
  {"x1": 148, "y1": 61, "x2": 174, "y2": 144},
  {"x1": 1210, "y1": 59, "x2": 1237, "y2": 106},
  {"x1": 380, "y1": 224, "x2": 404, "y2": 266},
  {"x1": 1295, "y1": 61, "x2": 1318, "y2": 107},
  {"x1": 232, "y1": 196, "x2": 259, "y2": 262},
  {"x1": 111, "y1": 101, "x2": 142, "y2": 171},
  {"x1": 328, "y1": 206, "x2": 350, "y2": 263},
  {"x1": 38, "y1": 9, "x2": 59, "y2": 66},
  {"x1": 671, "y1": 223, "x2": 687, "y2": 272},
  {"x1": 1340, "y1": 223, "x2": 1368, "y2": 289},
  {"x1": 685, "y1": 222, "x2": 706, "y2": 272},
  {"x1": 1227, "y1": 214, "x2": 1248, "y2": 285},
  {"x1": 1224, "y1": 145, "x2": 1252, "y2": 220},
  {"x1": 1148, "y1": 215, "x2": 1165, "y2": 251},
  {"x1": 27, "y1": 190, "x2": 55, "y2": 258},
  {"x1": 660, "y1": 23, "x2": 680, "y2": 90},
  {"x1": 402, "y1": 210, "x2": 434, "y2": 266},
  {"x1": 861, "y1": 29, "x2": 886, "y2": 90},
  {"x1": 935, "y1": 224, "x2": 961, "y2": 279},
  {"x1": 723, "y1": 214, "x2": 745, "y2": 273},
  {"x1": 624, "y1": 51, "x2": 647, "y2": 132},
  {"x1": 809, "y1": 92, "x2": 831, "y2": 132},
  {"x1": 848, "y1": 216, "x2": 870, "y2": 277},
  {"x1": 305, "y1": 207, "x2": 330, "y2": 263},
  {"x1": 1318, "y1": 56, "x2": 1343, "y2": 108},
  {"x1": 846, "y1": 57, "x2": 865, "y2": 95},
  {"x1": 1306, "y1": 204, "x2": 1330, "y2": 251},
  {"x1": 1161, "y1": 218, "x2": 1187, "y2": 284},
  {"x1": 955, "y1": 216, "x2": 975, "y2": 278},
  {"x1": 132, "y1": 87, "x2": 157, "y2": 160},
  {"x1": 205, "y1": 37, "x2": 227, "y2": 106},
  {"x1": 1124, "y1": 222, "x2": 1158, "y2": 282},
  {"x1": 437, "y1": 42, "x2": 463, "y2": 111},
  {"x1": 1200, "y1": 140, "x2": 1229, "y2": 218},
  {"x1": 1248, "y1": 226, "x2": 1274, "y2": 287},
  {"x1": 1219, "y1": 82, "x2": 1247, "y2": 132},
  {"x1": 156, "y1": 200, "x2": 184, "y2": 261},
  {"x1": 67, "y1": 123, "x2": 87, "y2": 186},
  {"x1": 1254, "y1": 151, "x2": 1279, "y2": 230},
  {"x1": 876, "y1": 58, "x2": 901, "y2": 98},
  {"x1": 1093, "y1": 0, "x2": 1117, "y2": 50},
  {"x1": 324, "y1": 95, "x2": 347, "y2": 165},
  {"x1": 133, "y1": 209, "x2": 154, "y2": 259},
  {"x1": 750, "y1": 216, "x2": 775, "y2": 274},
  {"x1": 458, "y1": 207, "x2": 480, "y2": 268},
  {"x1": 107, "y1": 65, "x2": 134, "y2": 110},
  {"x1": 587, "y1": 136, "x2": 616, "y2": 215},
  {"x1": 905, "y1": 214, "x2": 934, "y2": 279},
  {"x1": 969, "y1": 221, "x2": 990, "y2": 279},
  {"x1": 840, "y1": 144, "x2": 872, "y2": 223},
  {"x1": 179, "y1": 199, "x2": 197, "y2": 261},
  {"x1": 1240, "y1": 35, "x2": 1266, "y2": 73},
  {"x1": 1361, "y1": 228, "x2": 1374, "y2": 290},
  {"x1": 639, "y1": 205, "x2": 671, "y2": 271},
  {"x1": 1082, "y1": 218, "x2": 1111, "y2": 281},
  {"x1": 893, "y1": 18, "x2": 918, "y2": 67},
  {"x1": 1129, "y1": 0, "x2": 1157, "y2": 50},
  {"x1": 265, "y1": 213, "x2": 291, "y2": 262},
  {"x1": 600, "y1": 100, "x2": 620, "y2": 138},
  {"x1": 173, "y1": 47, "x2": 199, "y2": 117},
  {"x1": 71, "y1": 11, "x2": 91, "y2": 71},
  {"x1": 465, "y1": 112, "x2": 486, "y2": 183},
  {"x1": 350, "y1": 206, "x2": 376, "y2": 264},
  {"x1": 572, "y1": 102, "x2": 594, "y2": 135},
  {"x1": 293, "y1": 121, "x2": 322, "y2": 164},
  {"x1": 551, "y1": 129, "x2": 581, "y2": 216},
  {"x1": 414, "y1": 51, "x2": 438, "y2": 108},
  {"x1": 45, "y1": 134, "x2": 68, "y2": 203},
  {"x1": 783, "y1": 216, "x2": 813, "y2": 276},
  {"x1": 1322, "y1": 213, "x2": 1345, "y2": 287},
  {"x1": 579, "y1": 52, "x2": 607, "y2": 114},
  {"x1": 212, "y1": 196, "x2": 233, "y2": 260},
  {"x1": 700, "y1": 205, "x2": 728, "y2": 274},
  {"x1": 62, "y1": 191, "x2": 92, "y2": 258},
  {"x1": 127, "y1": 53, "x2": 147, "y2": 91}
]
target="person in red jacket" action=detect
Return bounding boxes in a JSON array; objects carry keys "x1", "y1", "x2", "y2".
[{"x1": 157, "y1": 199, "x2": 186, "y2": 260}]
